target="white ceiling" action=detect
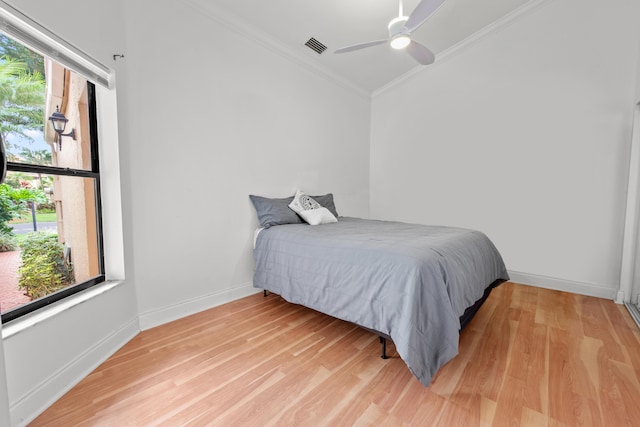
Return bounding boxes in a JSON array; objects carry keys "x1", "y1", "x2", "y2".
[{"x1": 204, "y1": 0, "x2": 535, "y2": 94}]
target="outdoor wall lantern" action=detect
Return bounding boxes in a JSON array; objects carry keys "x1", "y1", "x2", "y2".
[{"x1": 48, "y1": 105, "x2": 76, "y2": 151}]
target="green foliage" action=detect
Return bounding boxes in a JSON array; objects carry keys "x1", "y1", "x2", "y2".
[
  {"x1": 1, "y1": 171, "x2": 27, "y2": 187},
  {"x1": 0, "y1": 189, "x2": 16, "y2": 234},
  {"x1": 16, "y1": 147, "x2": 51, "y2": 166},
  {"x1": 0, "y1": 182, "x2": 47, "y2": 234},
  {"x1": 0, "y1": 55, "x2": 46, "y2": 151},
  {"x1": 0, "y1": 34, "x2": 45, "y2": 76},
  {"x1": 3, "y1": 171, "x2": 53, "y2": 192},
  {"x1": 37, "y1": 202, "x2": 55, "y2": 213},
  {"x1": 0, "y1": 232, "x2": 18, "y2": 251},
  {"x1": 18, "y1": 232, "x2": 74, "y2": 299}
]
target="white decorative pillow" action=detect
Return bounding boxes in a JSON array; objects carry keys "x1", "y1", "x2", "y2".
[{"x1": 289, "y1": 189, "x2": 338, "y2": 225}]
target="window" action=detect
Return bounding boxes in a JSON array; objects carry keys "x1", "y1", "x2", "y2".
[{"x1": 0, "y1": 33, "x2": 105, "y2": 323}]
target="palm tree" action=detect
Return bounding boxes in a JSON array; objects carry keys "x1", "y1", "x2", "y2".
[
  {"x1": 0, "y1": 34, "x2": 45, "y2": 76},
  {"x1": 0, "y1": 56, "x2": 45, "y2": 152}
]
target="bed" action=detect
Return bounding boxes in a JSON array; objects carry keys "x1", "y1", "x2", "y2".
[
  {"x1": 252, "y1": 213, "x2": 509, "y2": 387},
  {"x1": 249, "y1": 191, "x2": 509, "y2": 385}
]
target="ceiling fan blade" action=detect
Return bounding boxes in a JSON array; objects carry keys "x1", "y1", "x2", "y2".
[
  {"x1": 334, "y1": 40, "x2": 387, "y2": 54},
  {"x1": 404, "y1": 0, "x2": 446, "y2": 33},
  {"x1": 406, "y1": 41, "x2": 435, "y2": 65}
]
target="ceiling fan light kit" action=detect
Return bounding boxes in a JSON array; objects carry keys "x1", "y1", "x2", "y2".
[
  {"x1": 334, "y1": 0, "x2": 445, "y2": 65},
  {"x1": 390, "y1": 35, "x2": 411, "y2": 50},
  {"x1": 388, "y1": 16, "x2": 410, "y2": 50}
]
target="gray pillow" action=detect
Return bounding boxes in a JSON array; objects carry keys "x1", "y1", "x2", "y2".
[
  {"x1": 249, "y1": 193, "x2": 339, "y2": 228},
  {"x1": 313, "y1": 194, "x2": 339, "y2": 218}
]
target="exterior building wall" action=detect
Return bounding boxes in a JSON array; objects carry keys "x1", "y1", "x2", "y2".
[{"x1": 44, "y1": 60, "x2": 99, "y2": 283}]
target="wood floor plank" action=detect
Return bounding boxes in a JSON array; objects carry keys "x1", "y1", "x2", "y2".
[
  {"x1": 523, "y1": 322, "x2": 548, "y2": 415},
  {"x1": 29, "y1": 282, "x2": 640, "y2": 426},
  {"x1": 492, "y1": 374, "x2": 524, "y2": 426}
]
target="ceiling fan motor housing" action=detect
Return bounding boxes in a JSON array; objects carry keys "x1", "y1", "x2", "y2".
[{"x1": 388, "y1": 16, "x2": 409, "y2": 38}]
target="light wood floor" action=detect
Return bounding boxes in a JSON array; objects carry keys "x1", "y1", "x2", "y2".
[{"x1": 31, "y1": 282, "x2": 640, "y2": 426}]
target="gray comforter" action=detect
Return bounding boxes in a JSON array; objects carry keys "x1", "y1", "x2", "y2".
[{"x1": 253, "y1": 217, "x2": 509, "y2": 386}]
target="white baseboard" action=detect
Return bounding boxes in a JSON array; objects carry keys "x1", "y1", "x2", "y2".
[
  {"x1": 507, "y1": 270, "x2": 618, "y2": 300},
  {"x1": 10, "y1": 317, "x2": 139, "y2": 427},
  {"x1": 138, "y1": 282, "x2": 261, "y2": 331}
]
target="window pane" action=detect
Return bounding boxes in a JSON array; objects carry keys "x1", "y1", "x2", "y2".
[
  {"x1": 1, "y1": 23, "x2": 104, "y2": 323},
  {"x1": 1, "y1": 31, "x2": 49, "y2": 167},
  {"x1": 4, "y1": 129, "x2": 53, "y2": 167},
  {"x1": 1, "y1": 32, "x2": 93, "y2": 171},
  {"x1": 0, "y1": 171, "x2": 100, "y2": 314}
]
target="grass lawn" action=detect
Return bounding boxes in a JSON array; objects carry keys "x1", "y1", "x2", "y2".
[{"x1": 9, "y1": 213, "x2": 57, "y2": 224}]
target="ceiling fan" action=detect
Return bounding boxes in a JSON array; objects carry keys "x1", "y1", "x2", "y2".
[{"x1": 334, "y1": 0, "x2": 445, "y2": 65}]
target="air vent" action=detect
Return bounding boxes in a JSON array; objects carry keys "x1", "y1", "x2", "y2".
[{"x1": 305, "y1": 37, "x2": 327, "y2": 54}]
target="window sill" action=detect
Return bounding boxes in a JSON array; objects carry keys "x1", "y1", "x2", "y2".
[{"x1": 1, "y1": 281, "x2": 122, "y2": 339}]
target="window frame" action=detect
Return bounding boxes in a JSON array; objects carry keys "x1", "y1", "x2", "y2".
[{"x1": 1, "y1": 82, "x2": 106, "y2": 324}]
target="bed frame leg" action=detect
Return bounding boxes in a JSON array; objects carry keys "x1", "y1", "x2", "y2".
[
  {"x1": 380, "y1": 337, "x2": 388, "y2": 359},
  {"x1": 263, "y1": 290, "x2": 268, "y2": 297}
]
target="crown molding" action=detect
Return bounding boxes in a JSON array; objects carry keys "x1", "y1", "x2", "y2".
[
  {"x1": 177, "y1": 0, "x2": 370, "y2": 100},
  {"x1": 372, "y1": 0, "x2": 552, "y2": 98}
]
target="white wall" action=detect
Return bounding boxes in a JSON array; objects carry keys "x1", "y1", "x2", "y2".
[
  {"x1": 119, "y1": 0, "x2": 371, "y2": 328},
  {"x1": 1, "y1": 0, "x2": 371, "y2": 424},
  {"x1": 1, "y1": 1, "x2": 137, "y2": 425},
  {"x1": 5, "y1": 0, "x2": 125, "y2": 67},
  {"x1": 629, "y1": 30, "x2": 640, "y2": 303},
  {"x1": 0, "y1": 324, "x2": 10, "y2": 427},
  {"x1": 370, "y1": 0, "x2": 640, "y2": 298},
  {"x1": 2, "y1": 284, "x2": 139, "y2": 425},
  {"x1": 636, "y1": 30, "x2": 640, "y2": 103}
]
